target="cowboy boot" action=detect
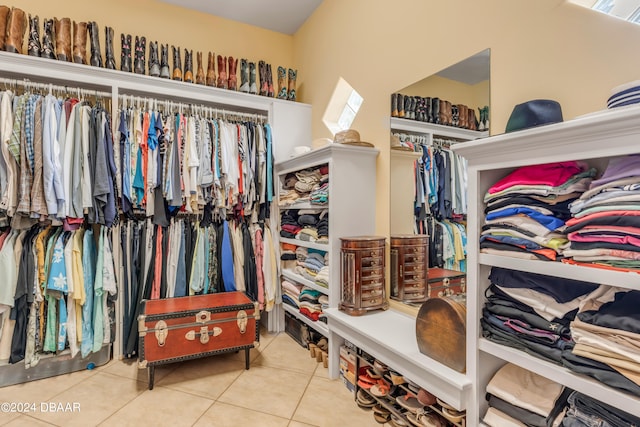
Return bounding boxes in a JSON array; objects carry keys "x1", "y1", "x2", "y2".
[
  {"x1": 424, "y1": 97, "x2": 432, "y2": 123},
  {"x1": 397, "y1": 94, "x2": 405, "y2": 118},
  {"x1": 249, "y1": 62, "x2": 257, "y2": 94},
  {"x1": 217, "y1": 55, "x2": 227, "y2": 89},
  {"x1": 27, "y1": 14, "x2": 40, "y2": 57},
  {"x1": 258, "y1": 61, "x2": 267, "y2": 96},
  {"x1": 240, "y1": 59, "x2": 250, "y2": 93},
  {"x1": 266, "y1": 63, "x2": 275, "y2": 97},
  {"x1": 120, "y1": 34, "x2": 132, "y2": 72},
  {"x1": 276, "y1": 66, "x2": 287, "y2": 98},
  {"x1": 457, "y1": 104, "x2": 466, "y2": 128},
  {"x1": 195, "y1": 51, "x2": 204, "y2": 84},
  {"x1": 40, "y1": 18, "x2": 55, "y2": 59},
  {"x1": 405, "y1": 96, "x2": 413, "y2": 120},
  {"x1": 206, "y1": 52, "x2": 215, "y2": 86},
  {"x1": 483, "y1": 106, "x2": 490, "y2": 131},
  {"x1": 468, "y1": 109, "x2": 477, "y2": 131},
  {"x1": 88, "y1": 22, "x2": 102, "y2": 67},
  {"x1": 159, "y1": 44, "x2": 170, "y2": 78},
  {"x1": 452, "y1": 105, "x2": 459, "y2": 127},
  {"x1": 104, "y1": 26, "x2": 116, "y2": 69},
  {"x1": 54, "y1": 17, "x2": 71, "y2": 61},
  {"x1": 415, "y1": 96, "x2": 422, "y2": 121},
  {"x1": 172, "y1": 46, "x2": 182, "y2": 81},
  {"x1": 227, "y1": 56, "x2": 238, "y2": 90},
  {"x1": 133, "y1": 36, "x2": 146, "y2": 74},
  {"x1": 5, "y1": 8, "x2": 27, "y2": 54},
  {"x1": 431, "y1": 98, "x2": 440, "y2": 124},
  {"x1": 0, "y1": 6, "x2": 9, "y2": 50},
  {"x1": 148, "y1": 41, "x2": 159, "y2": 77},
  {"x1": 72, "y1": 21, "x2": 88, "y2": 64},
  {"x1": 287, "y1": 68, "x2": 297, "y2": 102},
  {"x1": 183, "y1": 49, "x2": 193, "y2": 83}
]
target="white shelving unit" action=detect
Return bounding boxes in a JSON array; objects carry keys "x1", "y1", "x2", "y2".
[
  {"x1": 391, "y1": 117, "x2": 489, "y2": 141},
  {"x1": 275, "y1": 143, "x2": 379, "y2": 375},
  {"x1": 452, "y1": 105, "x2": 640, "y2": 423},
  {"x1": 0, "y1": 51, "x2": 312, "y2": 384}
]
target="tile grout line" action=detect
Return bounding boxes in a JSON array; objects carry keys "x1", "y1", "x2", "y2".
[{"x1": 287, "y1": 363, "x2": 320, "y2": 427}]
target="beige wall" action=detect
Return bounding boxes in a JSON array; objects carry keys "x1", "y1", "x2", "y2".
[
  {"x1": 293, "y1": 0, "x2": 640, "y2": 237},
  {"x1": 8, "y1": 0, "x2": 295, "y2": 85}
]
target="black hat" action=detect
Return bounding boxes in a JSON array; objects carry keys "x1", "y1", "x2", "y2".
[{"x1": 505, "y1": 99, "x2": 563, "y2": 133}]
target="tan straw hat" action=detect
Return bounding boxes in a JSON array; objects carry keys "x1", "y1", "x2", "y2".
[{"x1": 333, "y1": 129, "x2": 374, "y2": 147}]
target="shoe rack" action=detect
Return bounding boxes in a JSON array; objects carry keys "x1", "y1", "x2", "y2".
[
  {"x1": 452, "y1": 106, "x2": 640, "y2": 423},
  {"x1": 351, "y1": 343, "x2": 467, "y2": 426}
]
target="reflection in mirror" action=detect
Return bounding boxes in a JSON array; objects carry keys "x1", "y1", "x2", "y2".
[{"x1": 389, "y1": 49, "x2": 490, "y2": 309}]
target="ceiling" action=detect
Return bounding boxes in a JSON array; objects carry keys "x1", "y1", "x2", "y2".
[
  {"x1": 436, "y1": 50, "x2": 491, "y2": 85},
  {"x1": 159, "y1": 0, "x2": 324, "y2": 35}
]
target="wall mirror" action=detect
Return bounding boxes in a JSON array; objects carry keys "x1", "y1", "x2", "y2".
[{"x1": 388, "y1": 49, "x2": 490, "y2": 313}]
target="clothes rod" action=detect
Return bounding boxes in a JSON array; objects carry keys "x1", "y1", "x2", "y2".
[
  {"x1": 117, "y1": 94, "x2": 268, "y2": 121},
  {"x1": 0, "y1": 77, "x2": 112, "y2": 98}
]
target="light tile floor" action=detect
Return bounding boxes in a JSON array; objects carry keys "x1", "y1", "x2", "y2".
[{"x1": 0, "y1": 330, "x2": 384, "y2": 427}]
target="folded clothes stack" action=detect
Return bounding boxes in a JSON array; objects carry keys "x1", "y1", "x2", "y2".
[
  {"x1": 563, "y1": 286, "x2": 640, "y2": 397},
  {"x1": 483, "y1": 363, "x2": 568, "y2": 427},
  {"x1": 481, "y1": 161, "x2": 596, "y2": 261},
  {"x1": 281, "y1": 280, "x2": 303, "y2": 309},
  {"x1": 280, "y1": 210, "x2": 301, "y2": 238},
  {"x1": 278, "y1": 167, "x2": 324, "y2": 206},
  {"x1": 563, "y1": 155, "x2": 640, "y2": 272},
  {"x1": 563, "y1": 391, "x2": 640, "y2": 426},
  {"x1": 299, "y1": 287, "x2": 323, "y2": 321},
  {"x1": 317, "y1": 212, "x2": 329, "y2": 243},
  {"x1": 481, "y1": 267, "x2": 598, "y2": 365},
  {"x1": 310, "y1": 182, "x2": 329, "y2": 205},
  {"x1": 294, "y1": 249, "x2": 329, "y2": 288}
]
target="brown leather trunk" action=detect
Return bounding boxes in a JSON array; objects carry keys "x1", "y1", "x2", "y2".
[
  {"x1": 339, "y1": 236, "x2": 387, "y2": 316},
  {"x1": 390, "y1": 234, "x2": 429, "y2": 303},
  {"x1": 426, "y1": 267, "x2": 466, "y2": 298},
  {"x1": 138, "y1": 292, "x2": 260, "y2": 389},
  {"x1": 4, "y1": 7, "x2": 26, "y2": 54},
  {"x1": 416, "y1": 295, "x2": 466, "y2": 372}
]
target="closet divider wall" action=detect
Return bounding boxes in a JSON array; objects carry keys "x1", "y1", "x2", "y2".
[{"x1": 0, "y1": 51, "x2": 311, "y2": 386}]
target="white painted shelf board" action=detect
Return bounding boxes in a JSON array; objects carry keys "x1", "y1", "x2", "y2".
[
  {"x1": 391, "y1": 117, "x2": 489, "y2": 140},
  {"x1": 283, "y1": 303, "x2": 328, "y2": 336},
  {"x1": 479, "y1": 254, "x2": 640, "y2": 290},
  {"x1": 275, "y1": 143, "x2": 380, "y2": 176},
  {"x1": 325, "y1": 308, "x2": 471, "y2": 410},
  {"x1": 452, "y1": 105, "x2": 640, "y2": 170},
  {"x1": 390, "y1": 149, "x2": 423, "y2": 159},
  {"x1": 279, "y1": 237, "x2": 329, "y2": 252},
  {"x1": 0, "y1": 51, "x2": 311, "y2": 114},
  {"x1": 479, "y1": 338, "x2": 640, "y2": 417},
  {"x1": 281, "y1": 269, "x2": 329, "y2": 295},
  {"x1": 278, "y1": 201, "x2": 328, "y2": 210}
]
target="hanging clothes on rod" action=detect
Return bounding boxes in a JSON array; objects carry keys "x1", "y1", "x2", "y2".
[
  {"x1": 393, "y1": 132, "x2": 468, "y2": 272},
  {"x1": 115, "y1": 94, "x2": 278, "y2": 359},
  {"x1": 0, "y1": 77, "x2": 119, "y2": 368}
]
